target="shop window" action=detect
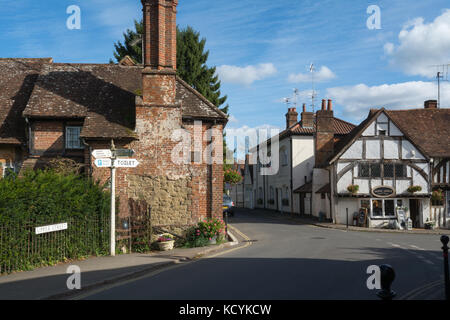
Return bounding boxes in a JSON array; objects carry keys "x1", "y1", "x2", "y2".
[
  {"x1": 372, "y1": 200, "x2": 383, "y2": 217},
  {"x1": 384, "y1": 164, "x2": 394, "y2": 178}
]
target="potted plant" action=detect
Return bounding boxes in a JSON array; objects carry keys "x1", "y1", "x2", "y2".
[
  {"x1": 268, "y1": 199, "x2": 275, "y2": 205},
  {"x1": 347, "y1": 185, "x2": 359, "y2": 195},
  {"x1": 424, "y1": 219, "x2": 435, "y2": 230},
  {"x1": 257, "y1": 198, "x2": 263, "y2": 205},
  {"x1": 282, "y1": 199, "x2": 289, "y2": 206},
  {"x1": 157, "y1": 233, "x2": 175, "y2": 251},
  {"x1": 407, "y1": 185, "x2": 422, "y2": 194}
]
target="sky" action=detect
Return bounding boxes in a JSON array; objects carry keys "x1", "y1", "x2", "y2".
[{"x1": 1, "y1": 0, "x2": 450, "y2": 155}]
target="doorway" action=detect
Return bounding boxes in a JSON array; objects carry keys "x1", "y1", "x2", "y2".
[{"x1": 410, "y1": 199, "x2": 421, "y2": 228}]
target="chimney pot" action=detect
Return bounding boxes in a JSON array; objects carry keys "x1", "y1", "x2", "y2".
[
  {"x1": 302, "y1": 103, "x2": 306, "y2": 113},
  {"x1": 322, "y1": 99, "x2": 326, "y2": 110},
  {"x1": 327, "y1": 99, "x2": 333, "y2": 111},
  {"x1": 285, "y1": 107, "x2": 298, "y2": 129}
]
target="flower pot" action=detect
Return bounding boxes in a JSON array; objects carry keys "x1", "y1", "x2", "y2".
[
  {"x1": 208, "y1": 237, "x2": 217, "y2": 245},
  {"x1": 157, "y1": 240, "x2": 175, "y2": 251}
]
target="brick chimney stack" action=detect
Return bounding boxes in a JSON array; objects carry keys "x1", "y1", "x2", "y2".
[
  {"x1": 301, "y1": 103, "x2": 314, "y2": 129},
  {"x1": 285, "y1": 107, "x2": 298, "y2": 129},
  {"x1": 315, "y1": 99, "x2": 334, "y2": 167},
  {"x1": 141, "y1": 0, "x2": 178, "y2": 106},
  {"x1": 424, "y1": 100, "x2": 438, "y2": 109}
]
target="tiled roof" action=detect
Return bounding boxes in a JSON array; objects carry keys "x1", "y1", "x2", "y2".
[
  {"x1": 386, "y1": 108, "x2": 450, "y2": 158},
  {"x1": 0, "y1": 59, "x2": 228, "y2": 141},
  {"x1": 293, "y1": 181, "x2": 312, "y2": 193},
  {"x1": 290, "y1": 117, "x2": 356, "y2": 136},
  {"x1": 330, "y1": 107, "x2": 450, "y2": 163},
  {"x1": 251, "y1": 116, "x2": 356, "y2": 152},
  {"x1": 0, "y1": 58, "x2": 52, "y2": 144}
]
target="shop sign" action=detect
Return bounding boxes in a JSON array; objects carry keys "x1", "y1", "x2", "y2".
[{"x1": 371, "y1": 186, "x2": 395, "y2": 198}]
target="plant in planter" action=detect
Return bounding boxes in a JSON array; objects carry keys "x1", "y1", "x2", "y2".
[
  {"x1": 257, "y1": 198, "x2": 263, "y2": 205},
  {"x1": 282, "y1": 199, "x2": 289, "y2": 206},
  {"x1": 157, "y1": 234, "x2": 175, "y2": 251},
  {"x1": 268, "y1": 199, "x2": 275, "y2": 205},
  {"x1": 407, "y1": 185, "x2": 422, "y2": 193},
  {"x1": 347, "y1": 185, "x2": 359, "y2": 194},
  {"x1": 424, "y1": 219, "x2": 435, "y2": 230},
  {"x1": 184, "y1": 218, "x2": 227, "y2": 248}
]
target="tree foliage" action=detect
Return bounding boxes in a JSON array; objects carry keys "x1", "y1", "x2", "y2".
[{"x1": 111, "y1": 21, "x2": 229, "y2": 115}]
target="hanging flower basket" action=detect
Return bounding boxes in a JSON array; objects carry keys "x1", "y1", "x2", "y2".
[
  {"x1": 407, "y1": 185, "x2": 422, "y2": 193},
  {"x1": 347, "y1": 185, "x2": 359, "y2": 194}
]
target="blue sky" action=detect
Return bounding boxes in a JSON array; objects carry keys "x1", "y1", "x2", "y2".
[{"x1": 1, "y1": 0, "x2": 450, "y2": 150}]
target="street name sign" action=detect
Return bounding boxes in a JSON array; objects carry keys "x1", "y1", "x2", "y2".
[
  {"x1": 92, "y1": 149, "x2": 112, "y2": 159},
  {"x1": 95, "y1": 158, "x2": 112, "y2": 168},
  {"x1": 114, "y1": 159, "x2": 139, "y2": 168},
  {"x1": 35, "y1": 223, "x2": 68, "y2": 235}
]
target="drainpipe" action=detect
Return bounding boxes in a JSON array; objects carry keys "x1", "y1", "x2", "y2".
[
  {"x1": 81, "y1": 138, "x2": 92, "y2": 176},
  {"x1": 290, "y1": 136, "x2": 294, "y2": 216}
]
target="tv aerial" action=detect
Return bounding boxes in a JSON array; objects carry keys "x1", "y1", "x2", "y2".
[{"x1": 429, "y1": 64, "x2": 450, "y2": 108}]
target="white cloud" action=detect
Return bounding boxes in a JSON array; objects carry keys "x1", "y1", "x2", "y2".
[
  {"x1": 288, "y1": 65, "x2": 336, "y2": 83},
  {"x1": 216, "y1": 63, "x2": 277, "y2": 86},
  {"x1": 384, "y1": 10, "x2": 450, "y2": 78},
  {"x1": 327, "y1": 81, "x2": 450, "y2": 120}
]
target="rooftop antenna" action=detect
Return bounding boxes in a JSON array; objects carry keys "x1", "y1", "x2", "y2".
[
  {"x1": 310, "y1": 63, "x2": 317, "y2": 113},
  {"x1": 283, "y1": 97, "x2": 291, "y2": 109},
  {"x1": 293, "y1": 88, "x2": 300, "y2": 109},
  {"x1": 430, "y1": 64, "x2": 450, "y2": 108}
]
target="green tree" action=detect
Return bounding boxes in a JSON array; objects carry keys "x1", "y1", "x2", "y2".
[{"x1": 111, "y1": 21, "x2": 229, "y2": 115}]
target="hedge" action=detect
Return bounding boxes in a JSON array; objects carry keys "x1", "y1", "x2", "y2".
[{"x1": 0, "y1": 170, "x2": 111, "y2": 274}]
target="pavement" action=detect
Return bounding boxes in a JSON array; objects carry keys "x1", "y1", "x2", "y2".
[
  {"x1": 0, "y1": 230, "x2": 241, "y2": 300},
  {"x1": 240, "y1": 208, "x2": 450, "y2": 235}
]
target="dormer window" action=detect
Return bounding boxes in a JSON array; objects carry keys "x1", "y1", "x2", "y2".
[
  {"x1": 65, "y1": 126, "x2": 83, "y2": 149},
  {"x1": 378, "y1": 129, "x2": 386, "y2": 136}
]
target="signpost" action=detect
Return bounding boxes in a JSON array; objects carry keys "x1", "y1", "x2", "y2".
[
  {"x1": 94, "y1": 158, "x2": 112, "y2": 168},
  {"x1": 92, "y1": 149, "x2": 112, "y2": 159},
  {"x1": 92, "y1": 144, "x2": 139, "y2": 256}
]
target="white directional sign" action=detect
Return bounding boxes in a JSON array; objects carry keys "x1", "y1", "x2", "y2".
[
  {"x1": 114, "y1": 159, "x2": 139, "y2": 168},
  {"x1": 92, "y1": 149, "x2": 112, "y2": 159},
  {"x1": 94, "y1": 158, "x2": 112, "y2": 168}
]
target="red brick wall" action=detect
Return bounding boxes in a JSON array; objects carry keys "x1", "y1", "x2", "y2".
[{"x1": 32, "y1": 121, "x2": 64, "y2": 152}]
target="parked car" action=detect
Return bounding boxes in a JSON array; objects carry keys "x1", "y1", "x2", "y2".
[{"x1": 223, "y1": 194, "x2": 234, "y2": 217}]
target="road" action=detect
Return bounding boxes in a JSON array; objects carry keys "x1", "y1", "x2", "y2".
[{"x1": 81, "y1": 208, "x2": 446, "y2": 300}]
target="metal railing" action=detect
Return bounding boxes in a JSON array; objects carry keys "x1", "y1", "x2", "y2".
[{"x1": 0, "y1": 216, "x2": 110, "y2": 275}]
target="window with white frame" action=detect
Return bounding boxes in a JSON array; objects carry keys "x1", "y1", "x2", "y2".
[
  {"x1": 65, "y1": 126, "x2": 83, "y2": 149},
  {"x1": 2, "y1": 162, "x2": 15, "y2": 178},
  {"x1": 361, "y1": 198, "x2": 401, "y2": 218}
]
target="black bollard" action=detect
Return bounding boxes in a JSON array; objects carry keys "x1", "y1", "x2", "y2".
[
  {"x1": 377, "y1": 264, "x2": 396, "y2": 300},
  {"x1": 224, "y1": 211, "x2": 229, "y2": 236},
  {"x1": 441, "y1": 235, "x2": 449, "y2": 300}
]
